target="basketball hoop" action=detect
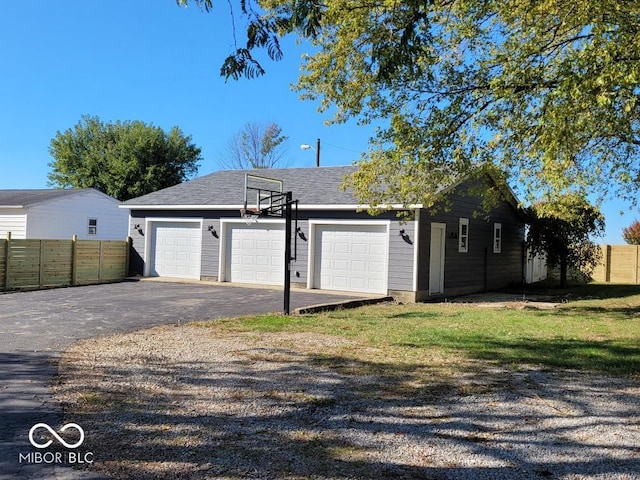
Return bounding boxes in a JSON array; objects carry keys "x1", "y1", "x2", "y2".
[
  {"x1": 240, "y1": 172, "x2": 298, "y2": 316},
  {"x1": 240, "y1": 207, "x2": 260, "y2": 225}
]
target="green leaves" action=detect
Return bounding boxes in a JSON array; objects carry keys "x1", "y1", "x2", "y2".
[
  {"x1": 217, "y1": 121, "x2": 289, "y2": 169},
  {"x1": 525, "y1": 193, "x2": 605, "y2": 286},
  {"x1": 176, "y1": 1, "x2": 640, "y2": 209},
  {"x1": 47, "y1": 115, "x2": 201, "y2": 201}
]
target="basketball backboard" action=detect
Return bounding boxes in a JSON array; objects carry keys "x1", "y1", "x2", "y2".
[{"x1": 242, "y1": 173, "x2": 286, "y2": 222}]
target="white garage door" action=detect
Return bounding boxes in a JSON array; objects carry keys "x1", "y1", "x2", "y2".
[
  {"x1": 150, "y1": 222, "x2": 201, "y2": 279},
  {"x1": 226, "y1": 223, "x2": 285, "y2": 285},
  {"x1": 314, "y1": 224, "x2": 388, "y2": 294}
]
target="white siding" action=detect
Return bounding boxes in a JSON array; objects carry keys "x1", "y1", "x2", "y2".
[
  {"x1": 26, "y1": 190, "x2": 128, "y2": 240},
  {"x1": 0, "y1": 209, "x2": 28, "y2": 239}
]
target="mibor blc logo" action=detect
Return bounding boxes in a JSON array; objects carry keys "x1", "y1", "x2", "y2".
[
  {"x1": 19, "y1": 422, "x2": 94, "y2": 465},
  {"x1": 29, "y1": 423, "x2": 85, "y2": 449}
]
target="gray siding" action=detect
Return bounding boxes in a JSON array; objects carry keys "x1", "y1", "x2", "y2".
[
  {"x1": 128, "y1": 210, "x2": 211, "y2": 277},
  {"x1": 128, "y1": 208, "x2": 417, "y2": 294},
  {"x1": 290, "y1": 218, "x2": 309, "y2": 288},
  {"x1": 387, "y1": 218, "x2": 416, "y2": 292},
  {"x1": 418, "y1": 182, "x2": 525, "y2": 298},
  {"x1": 200, "y1": 214, "x2": 222, "y2": 279},
  {"x1": 128, "y1": 211, "x2": 146, "y2": 275}
]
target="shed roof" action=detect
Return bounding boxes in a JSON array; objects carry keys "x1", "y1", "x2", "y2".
[
  {"x1": 0, "y1": 189, "x2": 98, "y2": 208},
  {"x1": 120, "y1": 165, "x2": 523, "y2": 215},
  {"x1": 121, "y1": 166, "x2": 361, "y2": 209}
]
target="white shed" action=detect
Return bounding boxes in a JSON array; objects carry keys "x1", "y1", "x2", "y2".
[{"x1": 0, "y1": 189, "x2": 128, "y2": 240}]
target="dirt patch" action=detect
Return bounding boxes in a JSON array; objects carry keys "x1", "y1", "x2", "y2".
[{"x1": 446, "y1": 293, "x2": 561, "y2": 309}]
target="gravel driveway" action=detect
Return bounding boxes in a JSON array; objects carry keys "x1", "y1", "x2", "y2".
[
  {"x1": 0, "y1": 280, "x2": 359, "y2": 480},
  {"x1": 54, "y1": 324, "x2": 640, "y2": 480}
]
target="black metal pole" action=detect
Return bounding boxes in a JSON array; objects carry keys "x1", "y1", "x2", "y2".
[
  {"x1": 315, "y1": 138, "x2": 320, "y2": 167},
  {"x1": 283, "y1": 191, "x2": 293, "y2": 315}
]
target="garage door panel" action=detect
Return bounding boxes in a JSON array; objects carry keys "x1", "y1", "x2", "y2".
[
  {"x1": 226, "y1": 223, "x2": 285, "y2": 285},
  {"x1": 334, "y1": 242, "x2": 350, "y2": 254},
  {"x1": 351, "y1": 260, "x2": 367, "y2": 272},
  {"x1": 351, "y1": 243, "x2": 368, "y2": 254},
  {"x1": 151, "y1": 222, "x2": 201, "y2": 280},
  {"x1": 314, "y1": 224, "x2": 388, "y2": 294}
]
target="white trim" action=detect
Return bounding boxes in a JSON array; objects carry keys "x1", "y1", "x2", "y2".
[
  {"x1": 122, "y1": 204, "x2": 246, "y2": 210},
  {"x1": 120, "y1": 203, "x2": 423, "y2": 211},
  {"x1": 87, "y1": 217, "x2": 98, "y2": 236},
  {"x1": 429, "y1": 222, "x2": 447, "y2": 295},
  {"x1": 493, "y1": 222, "x2": 502, "y2": 254},
  {"x1": 143, "y1": 217, "x2": 203, "y2": 277},
  {"x1": 218, "y1": 217, "x2": 285, "y2": 283},
  {"x1": 413, "y1": 212, "x2": 420, "y2": 293},
  {"x1": 307, "y1": 219, "x2": 390, "y2": 293},
  {"x1": 458, "y1": 218, "x2": 469, "y2": 253}
]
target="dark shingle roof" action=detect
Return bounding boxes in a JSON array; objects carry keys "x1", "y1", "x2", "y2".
[
  {"x1": 0, "y1": 189, "x2": 95, "y2": 208},
  {"x1": 121, "y1": 166, "x2": 360, "y2": 207}
]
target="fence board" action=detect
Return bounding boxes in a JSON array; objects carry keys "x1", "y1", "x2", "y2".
[
  {"x1": 1, "y1": 235, "x2": 130, "y2": 291},
  {"x1": 594, "y1": 245, "x2": 640, "y2": 284},
  {"x1": 0, "y1": 239, "x2": 6, "y2": 287}
]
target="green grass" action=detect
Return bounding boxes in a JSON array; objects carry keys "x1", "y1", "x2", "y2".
[{"x1": 205, "y1": 284, "x2": 640, "y2": 378}]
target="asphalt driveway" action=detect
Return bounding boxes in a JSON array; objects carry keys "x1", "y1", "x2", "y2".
[{"x1": 0, "y1": 280, "x2": 360, "y2": 479}]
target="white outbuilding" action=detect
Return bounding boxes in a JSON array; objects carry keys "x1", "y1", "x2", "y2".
[{"x1": 0, "y1": 188, "x2": 128, "y2": 240}]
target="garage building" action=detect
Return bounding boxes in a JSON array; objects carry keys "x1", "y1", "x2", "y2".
[{"x1": 120, "y1": 166, "x2": 525, "y2": 301}]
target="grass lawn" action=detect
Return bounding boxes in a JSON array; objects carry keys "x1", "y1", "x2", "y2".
[{"x1": 203, "y1": 283, "x2": 640, "y2": 380}]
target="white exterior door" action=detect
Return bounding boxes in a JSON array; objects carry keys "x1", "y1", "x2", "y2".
[
  {"x1": 150, "y1": 222, "x2": 201, "y2": 279},
  {"x1": 226, "y1": 223, "x2": 285, "y2": 285},
  {"x1": 313, "y1": 224, "x2": 388, "y2": 294},
  {"x1": 429, "y1": 223, "x2": 446, "y2": 295}
]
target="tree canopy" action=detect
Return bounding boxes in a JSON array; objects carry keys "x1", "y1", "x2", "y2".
[
  {"x1": 217, "y1": 121, "x2": 289, "y2": 169},
  {"x1": 178, "y1": 0, "x2": 640, "y2": 209},
  {"x1": 622, "y1": 219, "x2": 640, "y2": 244},
  {"x1": 48, "y1": 115, "x2": 201, "y2": 201},
  {"x1": 525, "y1": 194, "x2": 604, "y2": 287}
]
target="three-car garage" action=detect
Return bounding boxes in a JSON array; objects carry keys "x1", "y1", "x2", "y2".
[{"x1": 208, "y1": 220, "x2": 390, "y2": 295}]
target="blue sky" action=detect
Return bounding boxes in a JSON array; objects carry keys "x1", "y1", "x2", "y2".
[{"x1": 0, "y1": 1, "x2": 634, "y2": 243}]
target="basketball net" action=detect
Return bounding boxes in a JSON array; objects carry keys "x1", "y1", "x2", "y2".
[{"x1": 240, "y1": 208, "x2": 260, "y2": 225}]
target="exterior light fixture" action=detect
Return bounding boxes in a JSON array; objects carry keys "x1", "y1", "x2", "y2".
[{"x1": 300, "y1": 138, "x2": 321, "y2": 167}]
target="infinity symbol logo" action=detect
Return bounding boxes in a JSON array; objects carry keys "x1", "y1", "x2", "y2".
[{"x1": 29, "y1": 423, "x2": 85, "y2": 449}]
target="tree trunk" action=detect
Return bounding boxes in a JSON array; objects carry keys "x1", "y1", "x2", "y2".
[{"x1": 560, "y1": 256, "x2": 568, "y2": 289}]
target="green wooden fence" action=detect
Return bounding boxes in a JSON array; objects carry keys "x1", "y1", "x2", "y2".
[
  {"x1": 591, "y1": 245, "x2": 640, "y2": 284},
  {"x1": 0, "y1": 233, "x2": 131, "y2": 291}
]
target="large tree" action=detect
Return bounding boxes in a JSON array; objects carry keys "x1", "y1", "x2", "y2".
[
  {"x1": 178, "y1": 0, "x2": 640, "y2": 209},
  {"x1": 48, "y1": 115, "x2": 201, "y2": 201},
  {"x1": 217, "y1": 121, "x2": 288, "y2": 169},
  {"x1": 526, "y1": 194, "x2": 605, "y2": 288}
]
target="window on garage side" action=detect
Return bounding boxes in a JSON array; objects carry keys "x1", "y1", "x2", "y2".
[
  {"x1": 87, "y1": 218, "x2": 98, "y2": 235},
  {"x1": 494, "y1": 223, "x2": 502, "y2": 253},
  {"x1": 459, "y1": 218, "x2": 469, "y2": 253}
]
